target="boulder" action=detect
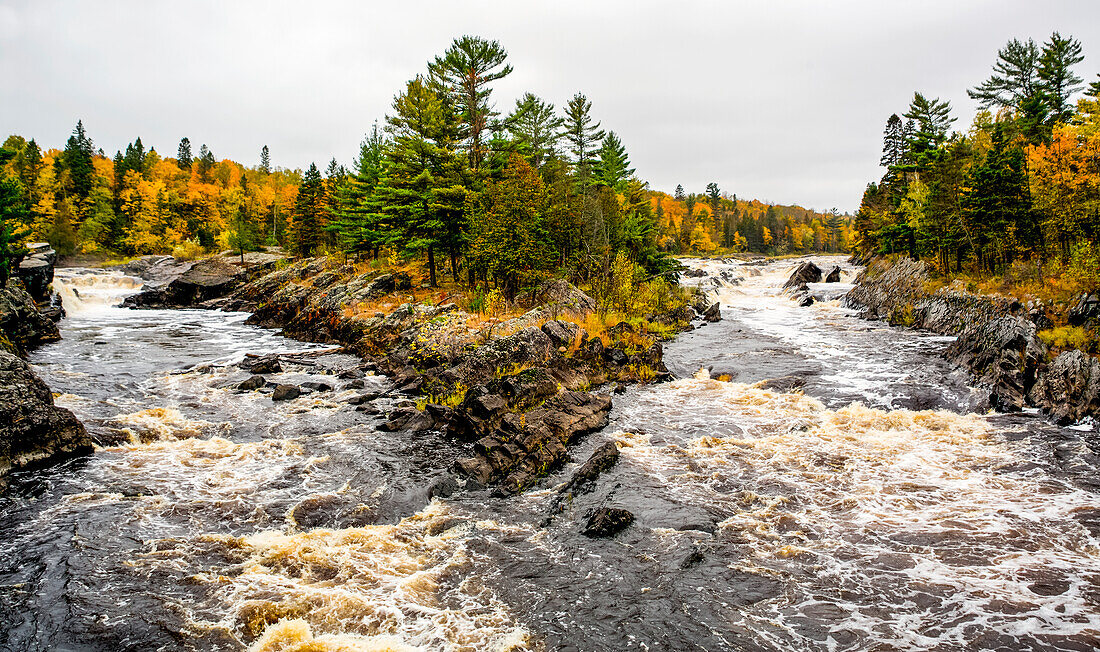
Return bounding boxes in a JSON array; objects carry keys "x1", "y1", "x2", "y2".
[
  {"x1": 561, "y1": 441, "x2": 620, "y2": 496},
  {"x1": 531, "y1": 279, "x2": 596, "y2": 318},
  {"x1": 166, "y1": 257, "x2": 245, "y2": 305},
  {"x1": 1028, "y1": 350, "x2": 1100, "y2": 425},
  {"x1": 782, "y1": 261, "x2": 822, "y2": 291},
  {"x1": 824, "y1": 266, "x2": 842, "y2": 283},
  {"x1": 236, "y1": 375, "x2": 266, "y2": 391},
  {"x1": 1, "y1": 351, "x2": 92, "y2": 486},
  {"x1": 702, "y1": 301, "x2": 722, "y2": 322},
  {"x1": 583, "y1": 507, "x2": 635, "y2": 537},
  {"x1": 271, "y1": 384, "x2": 301, "y2": 401},
  {"x1": 0, "y1": 281, "x2": 60, "y2": 355}
]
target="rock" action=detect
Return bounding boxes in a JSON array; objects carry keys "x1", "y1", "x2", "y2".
[
  {"x1": 798, "y1": 294, "x2": 815, "y2": 307},
  {"x1": 1028, "y1": 350, "x2": 1100, "y2": 425},
  {"x1": 683, "y1": 268, "x2": 708, "y2": 278},
  {"x1": 824, "y1": 266, "x2": 842, "y2": 283},
  {"x1": 242, "y1": 355, "x2": 282, "y2": 374},
  {"x1": 1, "y1": 351, "x2": 93, "y2": 485},
  {"x1": 300, "y1": 381, "x2": 333, "y2": 392},
  {"x1": 1068, "y1": 292, "x2": 1100, "y2": 327},
  {"x1": 271, "y1": 384, "x2": 301, "y2": 401},
  {"x1": 562, "y1": 441, "x2": 620, "y2": 495},
  {"x1": 0, "y1": 281, "x2": 60, "y2": 355},
  {"x1": 702, "y1": 301, "x2": 722, "y2": 322},
  {"x1": 16, "y1": 256, "x2": 53, "y2": 301},
  {"x1": 125, "y1": 257, "x2": 246, "y2": 307},
  {"x1": 237, "y1": 375, "x2": 266, "y2": 391},
  {"x1": 783, "y1": 261, "x2": 822, "y2": 291},
  {"x1": 945, "y1": 316, "x2": 1046, "y2": 412},
  {"x1": 759, "y1": 374, "x2": 809, "y2": 393},
  {"x1": 530, "y1": 279, "x2": 596, "y2": 317},
  {"x1": 583, "y1": 507, "x2": 635, "y2": 537},
  {"x1": 540, "y1": 319, "x2": 580, "y2": 349},
  {"x1": 364, "y1": 272, "x2": 413, "y2": 298}
]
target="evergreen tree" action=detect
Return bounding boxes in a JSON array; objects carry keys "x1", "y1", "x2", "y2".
[
  {"x1": 0, "y1": 148, "x2": 30, "y2": 285},
  {"x1": 507, "y1": 93, "x2": 564, "y2": 168},
  {"x1": 177, "y1": 138, "x2": 193, "y2": 170},
  {"x1": 291, "y1": 163, "x2": 326, "y2": 255},
  {"x1": 968, "y1": 38, "x2": 1042, "y2": 111},
  {"x1": 563, "y1": 93, "x2": 605, "y2": 182},
  {"x1": 197, "y1": 144, "x2": 216, "y2": 183},
  {"x1": 375, "y1": 76, "x2": 468, "y2": 286},
  {"x1": 60, "y1": 120, "x2": 95, "y2": 201},
  {"x1": 1038, "y1": 32, "x2": 1085, "y2": 123},
  {"x1": 593, "y1": 131, "x2": 635, "y2": 191},
  {"x1": 260, "y1": 145, "x2": 271, "y2": 174},
  {"x1": 674, "y1": 184, "x2": 685, "y2": 201},
  {"x1": 428, "y1": 35, "x2": 513, "y2": 172},
  {"x1": 330, "y1": 124, "x2": 389, "y2": 258},
  {"x1": 1089, "y1": 74, "x2": 1100, "y2": 98},
  {"x1": 903, "y1": 92, "x2": 955, "y2": 154},
  {"x1": 880, "y1": 113, "x2": 906, "y2": 170}
]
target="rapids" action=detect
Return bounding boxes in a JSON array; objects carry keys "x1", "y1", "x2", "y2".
[{"x1": 1, "y1": 257, "x2": 1098, "y2": 651}]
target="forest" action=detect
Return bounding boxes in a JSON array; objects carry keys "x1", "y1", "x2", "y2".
[
  {"x1": 854, "y1": 32, "x2": 1100, "y2": 293},
  {"x1": 0, "y1": 36, "x2": 848, "y2": 297}
]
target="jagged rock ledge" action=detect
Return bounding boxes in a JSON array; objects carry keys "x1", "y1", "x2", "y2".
[
  {"x1": 197, "y1": 257, "x2": 719, "y2": 493},
  {"x1": 844, "y1": 256, "x2": 1099, "y2": 423}
]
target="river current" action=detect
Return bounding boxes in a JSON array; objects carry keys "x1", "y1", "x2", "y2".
[{"x1": 1, "y1": 257, "x2": 1099, "y2": 651}]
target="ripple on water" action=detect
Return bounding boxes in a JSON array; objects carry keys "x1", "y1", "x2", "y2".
[{"x1": 611, "y1": 373, "x2": 1100, "y2": 650}]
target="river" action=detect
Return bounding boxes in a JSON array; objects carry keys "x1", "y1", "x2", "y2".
[{"x1": 1, "y1": 257, "x2": 1098, "y2": 651}]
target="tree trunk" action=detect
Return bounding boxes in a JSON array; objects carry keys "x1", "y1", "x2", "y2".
[{"x1": 427, "y1": 245, "x2": 437, "y2": 287}]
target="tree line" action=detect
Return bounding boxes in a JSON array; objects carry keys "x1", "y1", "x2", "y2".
[
  {"x1": 1, "y1": 34, "x2": 852, "y2": 294},
  {"x1": 854, "y1": 31, "x2": 1100, "y2": 288}
]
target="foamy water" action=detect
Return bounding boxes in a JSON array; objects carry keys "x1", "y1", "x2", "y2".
[{"x1": 2, "y1": 263, "x2": 1098, "y2": 651}]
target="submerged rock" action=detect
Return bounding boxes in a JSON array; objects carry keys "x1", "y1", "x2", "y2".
[
  {"x1": 0, "y1": 351, "x2": 92, "y2": 486},
  {"x1": 583, "y1": 507, "x2": 635, "y2": 537},
  {"x1": 271, "y1": 384, "x2": 301, "y2": 401}
]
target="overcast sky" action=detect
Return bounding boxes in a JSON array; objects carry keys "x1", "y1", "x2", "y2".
[{"x1": 2, "y1": 1, "x2": 1099, "y2": 212}]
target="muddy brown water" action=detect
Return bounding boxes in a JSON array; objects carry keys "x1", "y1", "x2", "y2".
[{"x1": 1, "y1": 259, "x2": 1098, "y2": 651}]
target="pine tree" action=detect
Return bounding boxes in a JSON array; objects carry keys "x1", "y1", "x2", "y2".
[
  {"x1": 880, "y1": 114, "x2": 906, "y2": 171},
  {"x1": 674, "y1": 184, "x2": 685, "y2": 201},
  {"x1": 375, "y1": 76, "x2": 468, "y2": 286},
  {"x1": 1038, "y1": 32, "x2": 1085, "y2": 123},
  {"x1": 563, "y1": 93, "x2": 605, "y2": 183},
  {"x1": 0, "y1": 148, "x2": 30, "y2": 285},
  {"x1": 197, "y1": 144, "x2": 216, "y2": 183},
  {"x1": 60, "y1": 120, "x2": 95, "y2": 201},
  {"x1": 428, "y1": 35, "x2": 513, "y2": 172},
  {"x1": 291, "y1": 163, "x2": 326, "y2": 256},
  {"x1": 593, "y1": 131, "x2": 635, "y2": 191},
  {"x1": 330, "y1": 124, "x2": 389, "y2": 259},
  {"x1": 968, "y1": 38, "x2": 1041, "y2": 111},
  {"x1": 903, "y1": 92, "x2": 955, "y2": 154},
  {"x1": 177, "y1": 138, "x2": 193, "y2": 170},
  {"x1": 507, "y1": 93, "x2": 564, "y2": 169},
  {"x1": 260, "y1": 145, "x2": 271, "y2": 174}
]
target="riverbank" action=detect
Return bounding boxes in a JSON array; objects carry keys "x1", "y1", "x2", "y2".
[{"x1": 844, "y1": 256, "x2": 1099, "y2": 424}]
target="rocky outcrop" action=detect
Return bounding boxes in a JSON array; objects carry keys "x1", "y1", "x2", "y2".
[
  {"x1": 124, "y1": 257, "x2": 247, "y2": 308},
  {"x1": 945, "y1": 317, "x2": 1046, "y2": 412},
  {"x1": 1028, "y1": 350, "x2": 1100, "y2": 425},
  {"x1": 15, "y1": 242, "x2": 57, "y2": 302},
  {"x1": 824, "y1": 266, "x2": 842, "y2": 283},
  {"x1": 0, "y1": 280, "x2": 60, "y2": 355},
  {"x1": 1, "y1": 351, "x2": 93, "y2": 486},
  {"x1": 846, "y1": 256, "x2": 1100, "y2": 423}
]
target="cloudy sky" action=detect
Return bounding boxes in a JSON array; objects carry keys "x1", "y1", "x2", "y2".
[{"x1": 2, "y1": 1, "x2": 1099, "y2": 212}]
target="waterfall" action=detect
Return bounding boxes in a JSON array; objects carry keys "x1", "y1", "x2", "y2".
[{"x1": 52, "y1": 269, "x2": 143, "y2": 315}]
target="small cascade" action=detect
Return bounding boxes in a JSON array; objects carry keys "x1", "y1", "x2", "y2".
[{"x1": 53, "y1": 269, "x2": 143, "y2": 314}]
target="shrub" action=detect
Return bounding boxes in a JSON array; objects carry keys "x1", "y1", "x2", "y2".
[
  {"x1": 171, "y1": 239, "x2": 205, "y2": 260},
  {"x1": 1039, "y1": 326, "x2": 1091, "y2": 351}
]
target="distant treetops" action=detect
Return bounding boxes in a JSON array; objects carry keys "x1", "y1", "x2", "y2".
[
  {"x1": 1, "y1": 35, "x2": 847, "y2": 294},
  {"x1": 855, "y1": 31, "x2": 1100, "y2": 289}
]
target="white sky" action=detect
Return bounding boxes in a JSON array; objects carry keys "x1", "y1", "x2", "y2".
[{"x1": 2, "y1": 0, "x2": 1099, "y2": 212}]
